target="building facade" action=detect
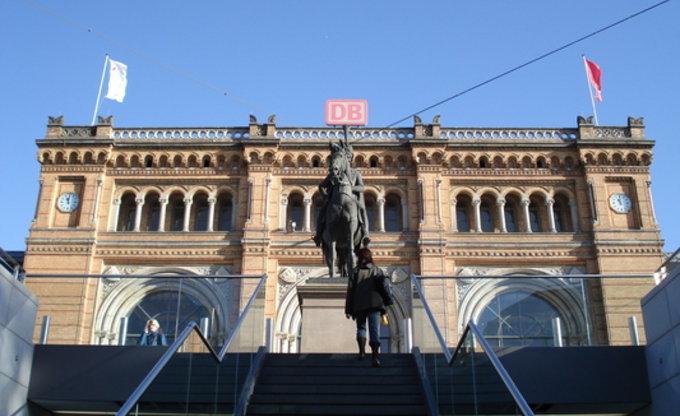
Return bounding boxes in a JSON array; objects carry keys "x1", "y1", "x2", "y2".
[{"x1": 24, "y1": 114, "x2": 663, "y2": 351}]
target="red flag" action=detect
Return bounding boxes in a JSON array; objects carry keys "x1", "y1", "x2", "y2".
[{"x1": 585, "y1": 58, "x2": 603, "y2": 102}]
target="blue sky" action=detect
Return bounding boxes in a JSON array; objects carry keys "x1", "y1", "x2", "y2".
[{"x1": 1, "y1": 1, "x2": 678, "y2": 253}]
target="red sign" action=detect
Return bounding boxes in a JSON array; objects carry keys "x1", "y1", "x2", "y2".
[{"x1": 325, "y1": 99, "x2": 368, "y2": 125}]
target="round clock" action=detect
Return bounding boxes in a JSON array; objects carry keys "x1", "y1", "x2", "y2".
[
  {"x1": 609, "y1": 193, "x2": 632, "y2": 214},
  {"x1": 57, "y1": 192, "x2": 80, "y2": 212}
]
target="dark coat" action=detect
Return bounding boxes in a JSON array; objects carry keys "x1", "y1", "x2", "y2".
[
  {"x1": 138, "y1": 331, "x2": 167, "y2": 346},
  {"x1": 345, "y1": 263, "x2": 394, "y2": 318}
]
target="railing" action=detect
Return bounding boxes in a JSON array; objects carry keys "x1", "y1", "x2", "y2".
[
  {"x1": 27, "y1": 273, "x2": 263, "y2": 346},
  {"x1": 116, "y1": 273, "x2": 267, "y2": 416},
  {"x1": 0, "y1": 247, "x2": 24, "y2": 282},
  {"x1": 409, "y1": 272, "x2": 655, "y2": 415},
  {"x1": 410, "y1": 273, "x2": 533, "y2": 415}
]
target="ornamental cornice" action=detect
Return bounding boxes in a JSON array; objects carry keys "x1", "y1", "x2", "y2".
[
  {"x1": 113, "y1": 178, "x2": 241, "y2": 187},
  {"x1": 96, "y1": 248, "x2": 230, "y2": 257},
  {"x1": 595, "y1": 247, "x2": 662, "y2": 255},
  {"x1": 26, "y1": 245, "x2": 92, "y2": 254},
  {"x1": 107, "y1": 168, "x2": 243, "y2": 176},
  {"x1": 42, "y1": 166, "x2": 106, "y2": 173},
  {"x1": 445, "y1": 249, "x2": 590, "y2": 258},
  {"x1": 443, "y1": 169, "x2": 579, "y2": 177},
  {"x1": 583, "y1": 166, "x2": 650, "y2": 174},
  {"x1": 449, "y1": 178, "x2": 576, "y2": 188}
]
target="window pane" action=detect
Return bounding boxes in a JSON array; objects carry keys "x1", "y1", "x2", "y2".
[
  {"x1": 478, "y1": 290, "x2": 563, "y2": 347},
  {"x1": 456, "y1": 207, "x2": 470, "y2": 232},
  {"x1": 480, "y1": 203, "x2": 493, "y2": 232},
  {"x1": 504, "y1": 204, "x2": 517, "y2": 232}
]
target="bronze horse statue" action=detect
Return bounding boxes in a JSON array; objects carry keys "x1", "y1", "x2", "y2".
[{"x1": 320, "y1": 144, "x2": 365, "y2": 278}]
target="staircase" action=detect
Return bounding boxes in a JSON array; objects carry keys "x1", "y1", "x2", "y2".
[{"x1": 246, "y1": 353, "x2": 431, "y2": 416}]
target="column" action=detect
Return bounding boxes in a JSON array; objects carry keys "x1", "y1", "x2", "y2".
[
  {"x1": 33, "y1": 179, "x2": 44, "y2": 222},
  {"x1": 183, "y1": 197, "x2": 193, "y2": 232},
  {"x1": 646, "y1": 181, "x2": 658, "y2": 225},
  {"x1": 546, "y1": 197, "x2": 556, "y2": 232},
  {"x1": 133, "y1": 196, "x2": 145, "y2": 232},
  {"x1": 435, "y1": 179, "x2": 442, "y2": 224},
  {"x1": 207, "y1": 196, "x2": 217, "y2": 232},
  {"x1": 569, "y1": 198, "x2": 580, "y2": 233},
  {"x1": 450, "y1": 198, "x2": 458, "y2": 232},
  {"x1": 303, "y1": 197, "x2": 312, "y2": 232},
  {"x1": 586, "y1": 180, "x2": 598, "y2": 224},
  {"x1": 246, "y1": 178, "x2": 254, "y2": 223},
  {"x1": 280, "y1": 197, "x2": 288, "y2": 230},
  {"x1": 157, "y1": 196, "x2": 168, "y2": 232},
  {"x1": 263, "y1": 178, "x2": 271, "y2": 223},
  {"x1": 497, "y1": 197, "x2": 507, "y2": 232},
  {"x1": 417, "y1": 180, "x2": 425, "y2": 224},
  {"x1": 377, "y1": 196, "x2": 386, "y2": 232},
  {"x1": 90, "y1": 179, "x2": 103, "y2": 225},
  {"x1": 472, "y1": 196, "x2": 482, "y2": 233},
  {"x1": 521, "y1": 196, "x2": 532, "y2": 233},
  {"x1": 111, "y1": 198, "x2": 121, "y2": 231}
]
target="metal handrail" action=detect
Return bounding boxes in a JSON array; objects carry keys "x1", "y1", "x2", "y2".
[
  {"x1": 25, "y1": 273, "x2": 263, "y2": 279},
  {"x1": 465, "y1": 321, "x2": 535, "y2": 416},
  {"x1": 116, "y1": 274, "x2": 267, "y2": 416},
  {"x1": 411, "y1": 274, "x2": 534, "y2": 415},
  {"x1": 410, "y1": 273, "x2": 452, "y2": 362},
  {"x1": 414, "y1": 273, "x2": 654, "y2": 279}
]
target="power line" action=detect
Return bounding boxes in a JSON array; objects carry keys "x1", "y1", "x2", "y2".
[
  {"x1": 20, "y1": 0, "x2": 278, "y2": 120},
  {"x1": 387, "y1": 0, "x2": 672, "y2": 127}
]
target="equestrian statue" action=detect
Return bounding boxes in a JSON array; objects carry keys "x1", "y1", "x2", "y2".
[{"x1": 313, "y1": 140, "x2": 370, "y2": 278}]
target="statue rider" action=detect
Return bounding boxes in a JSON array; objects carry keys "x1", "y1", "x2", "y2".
[{"x1": 313, "y1": 141, "x2": 370, "y2": 248}]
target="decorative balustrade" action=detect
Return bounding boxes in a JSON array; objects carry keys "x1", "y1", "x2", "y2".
[
  {"x1": 438, "y1": 128, "x2": 578, "y2": 141},
  {"x1": 51, "y1": 125, "x2": 638, "y2": 143},
  {"x1": 111, "y1": 128, "x2": 250, "y2": 140}
]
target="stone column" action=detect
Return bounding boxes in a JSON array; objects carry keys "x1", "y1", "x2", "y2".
[
  {"x1": 133, "y1": 196, "x2": 145, "y2": 232},
  {"x1": 472, "y1": 196, "x2": 482, "y2": 233},
  {"x1": 521, "y1": 196, "x2": 532, "y2": 233},
  {"x1": 377, "y1": 196, "x2": 386, "y2": 232},
  {"x1": 280, "y1": 197, "x2": 288, "y2": 230},
  {"x1": 497, "y1": 197, "x2": 507, "y2": 232},
  {"x1": 90, "y1": 179, "x2": 103, "y2": 225},
  {"x1": 263, "y1": 178, "x2": 271, "y2": 224},
  {"x1": 303, "y1": 197, "x2": 312, "y2": 232},
  {"x1": 207, "y1": 196, "x2": 217, "y2": 232},
  {"x1": 158, "y1": 195, "x2": 168, "y2": 232},
  {"x1": 646, "y1": 181, "x2": 658, "y2": 225},
  {"x1": 569, "y1": 198, "x2": 580, "y2": 233},
  {"x1": 183, "y1": 197, "x2": 193, "y2": 232},
  {"x1": 111, "y1": 198, "x2": 121, "y2": 231},
  {"x1": 546, "y1": 197, "x2": 556, "y2": 232},
  {"x1": 450, "y1": 198, "x2": 458, "y2": 232}
]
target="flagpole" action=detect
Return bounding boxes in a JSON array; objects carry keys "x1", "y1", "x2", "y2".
[
  {"x1": 582, "y1": 55, "x2": 599, "y2": 125},
  {"x1": 91, "y1": 54, "x2": 109, "y2": 125}
]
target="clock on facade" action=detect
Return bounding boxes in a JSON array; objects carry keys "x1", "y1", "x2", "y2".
[
  {"x1": 57, "y1": 192, "x2": 80, "y2": 212},
  {"x1": 609, "y1": 193, "x2": 632, "y2": 214}
]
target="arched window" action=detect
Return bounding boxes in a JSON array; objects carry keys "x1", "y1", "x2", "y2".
[
  {"x1": 364, "y1": 193, "x2": 377, "y2": 232},
  {"x1": 117, "y1": 193, "x2": 137, "y2": 231},
  {"x1": 477, "y1": 290, "x2": 565, "y2": 347},
  {"x1": 369, "y1": 156, "x2": 379, "y2": 168},
  {"x1": 480, "y1": 198, "x2": 494, "y2": 232},
  {"x1": 385, "y1": 194, "x2": 402, "y2": 232},
  {"x1": 504, "y1": 201, "x2": 518, "y2": 232},
  {"x1": 144, "y1": 155, "x2": 153, "y2": 168},
  {"x1": 287, "y1": 193, "x2": 304, "y2": 231},
  {"x1": 166, "y1": 193, "x2": 185, "y2": 231},
  {"x1": 142, "y1": 192, "x2": 161, "y2": 231},
  {"x1": 216, "y1": 193, "x2": 233, "y2": 231},
  {"x1": 529, "y1": 202, "x2": 541, "y2": 232},
  {"x1": 126, "y1": 290, "x2": 210, "y2": 345},
  {"x1": 191, "y1": 193, "x2": 210, "y2": 231},
  {"x1": 456, "y1": 194, "x2": 472, "y2": 232},
  {"x1": 553, "y1": 194, "x2": 572, "y2": 232}
]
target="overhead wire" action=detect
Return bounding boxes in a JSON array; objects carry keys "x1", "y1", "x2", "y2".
[
  {"x1": 19, "y1": 0, "x2": 278, "y2": 120},
  {"x1": 386, "y1": 0, "x2": 672, "y2": 127}
]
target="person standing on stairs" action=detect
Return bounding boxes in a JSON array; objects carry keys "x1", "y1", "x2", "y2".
[{"x1": 345, "y1": 247, "x2": 394, "y2": 367}]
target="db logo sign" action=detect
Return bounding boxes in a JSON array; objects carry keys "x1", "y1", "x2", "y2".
[{"x1": 325, "y1": 100, "x2": 368, "y2": 125}]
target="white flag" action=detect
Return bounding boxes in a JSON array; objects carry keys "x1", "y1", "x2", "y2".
[{"x1": 105, "y1": 59, "x2": 127, "y2": 102}]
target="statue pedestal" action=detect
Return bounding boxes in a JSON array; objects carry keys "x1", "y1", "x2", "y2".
[{"x1": 297, "y1": 278, "x2": 357, "y2": 353}]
